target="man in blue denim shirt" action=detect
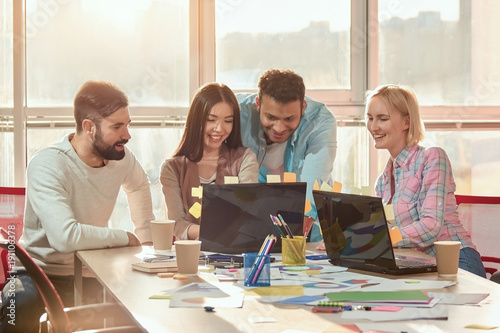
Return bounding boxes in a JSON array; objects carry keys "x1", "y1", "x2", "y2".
[{"x1": 237, "y1": 69, "x2": 337, "y2": 241}]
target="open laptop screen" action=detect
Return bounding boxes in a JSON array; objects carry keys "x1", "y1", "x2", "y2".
[
  {"x1": 200, "y1": 183, "x2": 307, "y2": 254},
  {"x1": 313, "y1": 191, "x2": 397, "y2": 268}
]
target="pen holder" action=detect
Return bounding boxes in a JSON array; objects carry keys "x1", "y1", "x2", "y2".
[
  {"x1": 281, "y1": 236, "x2": 306, "y2": 266},
  {"x1": 243, "y1": 253, "x2": 271, "y2": 287}
]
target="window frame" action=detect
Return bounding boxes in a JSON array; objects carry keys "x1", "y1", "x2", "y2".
[{"x1": 4, "y1": 0, "x2": 499, "y2": 189}]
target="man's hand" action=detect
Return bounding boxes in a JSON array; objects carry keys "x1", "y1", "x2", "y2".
[{"x1": 126, "y1": 231, "x2": 141, "y2": 246}]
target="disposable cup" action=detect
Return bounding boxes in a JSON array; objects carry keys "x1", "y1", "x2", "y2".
[
  {"x1": 434, "y1": 240, "x2": 461, "y2": 278},
  {"x1": 174, "y1": 240, "x2": 202, "y2": 275},
  {"x1": 150, "y1": 220, "x2": 175, "y2": 252}
]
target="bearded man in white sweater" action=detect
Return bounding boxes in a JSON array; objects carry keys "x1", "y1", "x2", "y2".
[{"x1": 1, "y1": 81, "x2": 154, "y2": 333}]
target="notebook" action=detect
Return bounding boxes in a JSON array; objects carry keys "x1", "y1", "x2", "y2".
[
  {"x1": 313, "y1": 191, "x2": 437, "y2": 275},
  {"x1": 199, "y1": 183, "x2": 307, "y2": 254}
]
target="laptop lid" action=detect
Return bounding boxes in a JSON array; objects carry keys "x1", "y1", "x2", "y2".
[
  {"x1": 200, "y1": 183, "x2": 307, "y2": 254},
  {"x1": 313, "y1": 190, "x2": 436, "y2": 275}
]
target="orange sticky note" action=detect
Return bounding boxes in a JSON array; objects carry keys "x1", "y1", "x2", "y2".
[
  {"x1": 283, "y1": 172, "x2": 296, "y2": 183},
  {"x1": 304, "y1": 199, "x2": 312, "y2": 214},
  {"x1": 189, "y1": 202, "x2": 202, "y2": 219},
  {"x1": 313, "y1": 180, "x2": 320, "y2": 191},
  {"x1": 266, "y1": 175, "x2": 281, "y2": 183},
  {"x1": 389, "y1": 226, "x2": 403, "y2": 245},
  {"x1": 191, "y1": 186, "x2": 203, "y2": 199},
  {"x1": 332, "y1": 181, "x2": 342, "y2": 193}
]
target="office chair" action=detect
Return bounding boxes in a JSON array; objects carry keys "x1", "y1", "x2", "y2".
[
  {"x1": 456, "y1": 194, "x2": 500, "y2": 283},
  {"x1": 0, "y1": 228, "x2": 142, "y2": 333},
  {"x1": 0, "y1": 187, "x2": 25, "y2": 289}
]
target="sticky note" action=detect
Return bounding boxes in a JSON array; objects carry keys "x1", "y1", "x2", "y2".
[
  {"x1": 189, "y1": 202, "x2": 202, "y2": 219},
  {"x1": 266, "y1": 175, "x2": 281, "y2": 183},
  {"x1": 157, "y1": 272, "x2": 175, "y2": 278},
  {"x1": 332, "y1": 181, "x2": 342, "y2": 193},
  {"x1": 384, "y1": 204, "x2": 395, "y2": 221},
  {"x1": 283, "y1": 172, "x2": 296, "y2": 183},
  {"x1": 465, "y1": 324, "x2": 498, "y2": 330},
  {"x1": 350, "y1": 186, "x2": 361, "y2": 195},
  {"x1": 361, "y1": 186, "x2": 371, "y2": 196},
  {"x1": 320, "y1": 181, "x2": 332, "y2": 192},
  {"x1": 304, "y1": 199, "x2": 312, "y2": 215},
  {"x1": 224, "y1": 176, "x2": 239, "y2": 184},
  {"x1": 191, "y1": 186, "x2": 203, "y2": 198},
  {"x1": 149, "y1": 295, "x2": 172, "y2": 299},
  {"x1": 313, "y1": 180, "x2": 320, "y2": 191},
  {"x1": 389, "y1": 226, "x2": 403, "y2": 245}
]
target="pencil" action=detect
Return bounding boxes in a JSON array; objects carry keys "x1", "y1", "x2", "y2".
[{"x1": 278, "y1": 214, "x2": 294, "y2": 239}]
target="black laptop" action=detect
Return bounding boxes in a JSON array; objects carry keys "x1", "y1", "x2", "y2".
[
  {"x1": 199, "y1": 183, "x2": 307, "y2": 254},
  {"x1": 313, "y1": 191, "x2": 437, "y2": 275}
]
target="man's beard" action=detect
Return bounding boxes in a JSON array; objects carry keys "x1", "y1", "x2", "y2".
[{"x1": 92, "y1": 128, "x2": 128, "y2": 161}]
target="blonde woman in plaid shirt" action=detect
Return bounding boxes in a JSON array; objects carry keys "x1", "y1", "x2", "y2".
[{"x1": 365, "y1": 84, "x2": 486, "y2": 278}]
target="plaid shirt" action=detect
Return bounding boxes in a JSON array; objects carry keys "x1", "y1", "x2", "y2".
[{"x1": 375, "y1": 145, "x2": 475, "y2": 256}]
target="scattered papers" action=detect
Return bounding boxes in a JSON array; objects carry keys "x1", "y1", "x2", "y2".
[
  {"x1": 427, "y1": 292, "x2": 489, "y2": 305},
  {"x1": 341, "y1": 307, "x2": 448, "y2": 321},
  {"x1": 168, "y1": 282, "x2": 244, "y2": 308},
  {"x1": 325, "y1": 290, "x2": 433, "y2": 305}
]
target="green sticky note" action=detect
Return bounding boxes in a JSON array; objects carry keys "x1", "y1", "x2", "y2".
[{"x1": 149, "y1": 295, "x2": 171, "y2": 299}]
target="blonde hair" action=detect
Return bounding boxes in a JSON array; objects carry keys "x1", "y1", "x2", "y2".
[{"x1": 365, "y1": 84, "x2": 425, "y2": 146}]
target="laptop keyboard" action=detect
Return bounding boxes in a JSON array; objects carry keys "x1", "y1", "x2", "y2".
[{"x1": 395, "y1": 255, "x2": 436, "y2": 268}]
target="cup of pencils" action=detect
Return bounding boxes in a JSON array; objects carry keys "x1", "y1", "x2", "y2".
[
  {"x1": 243, "y1": 252, "x2": 271, "y2": 287},
  {"x1": 281, "y1": 236, "x2": 306, "y2": 266}
]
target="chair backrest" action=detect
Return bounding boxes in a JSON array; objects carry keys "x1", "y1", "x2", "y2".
[
  {"x1": 0, "y1": 187, "x2": 25, "y2": 288},
  {"x1": 0, "y1": 228, "x2": 72, "y2": 333},
  {"x1": 455, "y1": 194, "x2": 500, "y2": 277}
]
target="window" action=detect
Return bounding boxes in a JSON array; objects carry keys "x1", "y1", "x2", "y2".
[
  {"x1": 25, "y1": 0, "x2": 189, "y2": 106},
  {"x1": 215, "y1": 0, "x2": 351, "y2": 91},
  {"x1": 3, "y1": 1, "x2": 500, "y2": 200},
  {"x1": 378, "y1": 0, "x2": 500, "y2": 106},
  {"x1": 0, "y1": 0, "x2": 13, "y2": 107}
]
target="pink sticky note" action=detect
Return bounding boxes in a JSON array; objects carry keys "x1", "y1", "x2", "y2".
[{"x1": 370, "y1": 306, "x2": 403, "y2": 312}]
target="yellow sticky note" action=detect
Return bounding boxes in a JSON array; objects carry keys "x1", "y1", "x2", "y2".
[
  {"x1": 188, "y1": 202, "x2": 201, "y2": 219},
  {"x1": 465, "y1": 324, "x2": 498, "y2": 330},
  {"x1": 313, "y1": 180, "x2": 320, "y2": 191},
  {"x1": 361, "y1": 186, "x2": 372, "y2": 196},
  {"x1": 304, "y1": 199, "x2": 312, "y2": 214},
  {"x1": 384, "y1": 204, "x2": 395, "y2": 221},
  {"x1": 389, "y1": 226, "x2": 403, "y2": 245},
  {"x1": 332, "y1": 181, "x2": 342, "y2": 193},
  {"x1": 320, "y1": 181, "x2": 332, "y2": 192},
  {"x1": 191, "y1": 186, "x2": 203, "y2": 199},
  {"x1": 244, "y1": 285, "x2": 303, "y2": 296},
  {"x1": 283, "y1": 172, "x2": 296, "y2": 183},
  {"x1": 267, "y1": 175, "x2": 281, "y2": 183},
  {"x1": 350, "y1": 187, "x2": 361, "y2": 195},
  {"x1": 224, "y1": 176, "x2": 239, "y2": 184}
]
